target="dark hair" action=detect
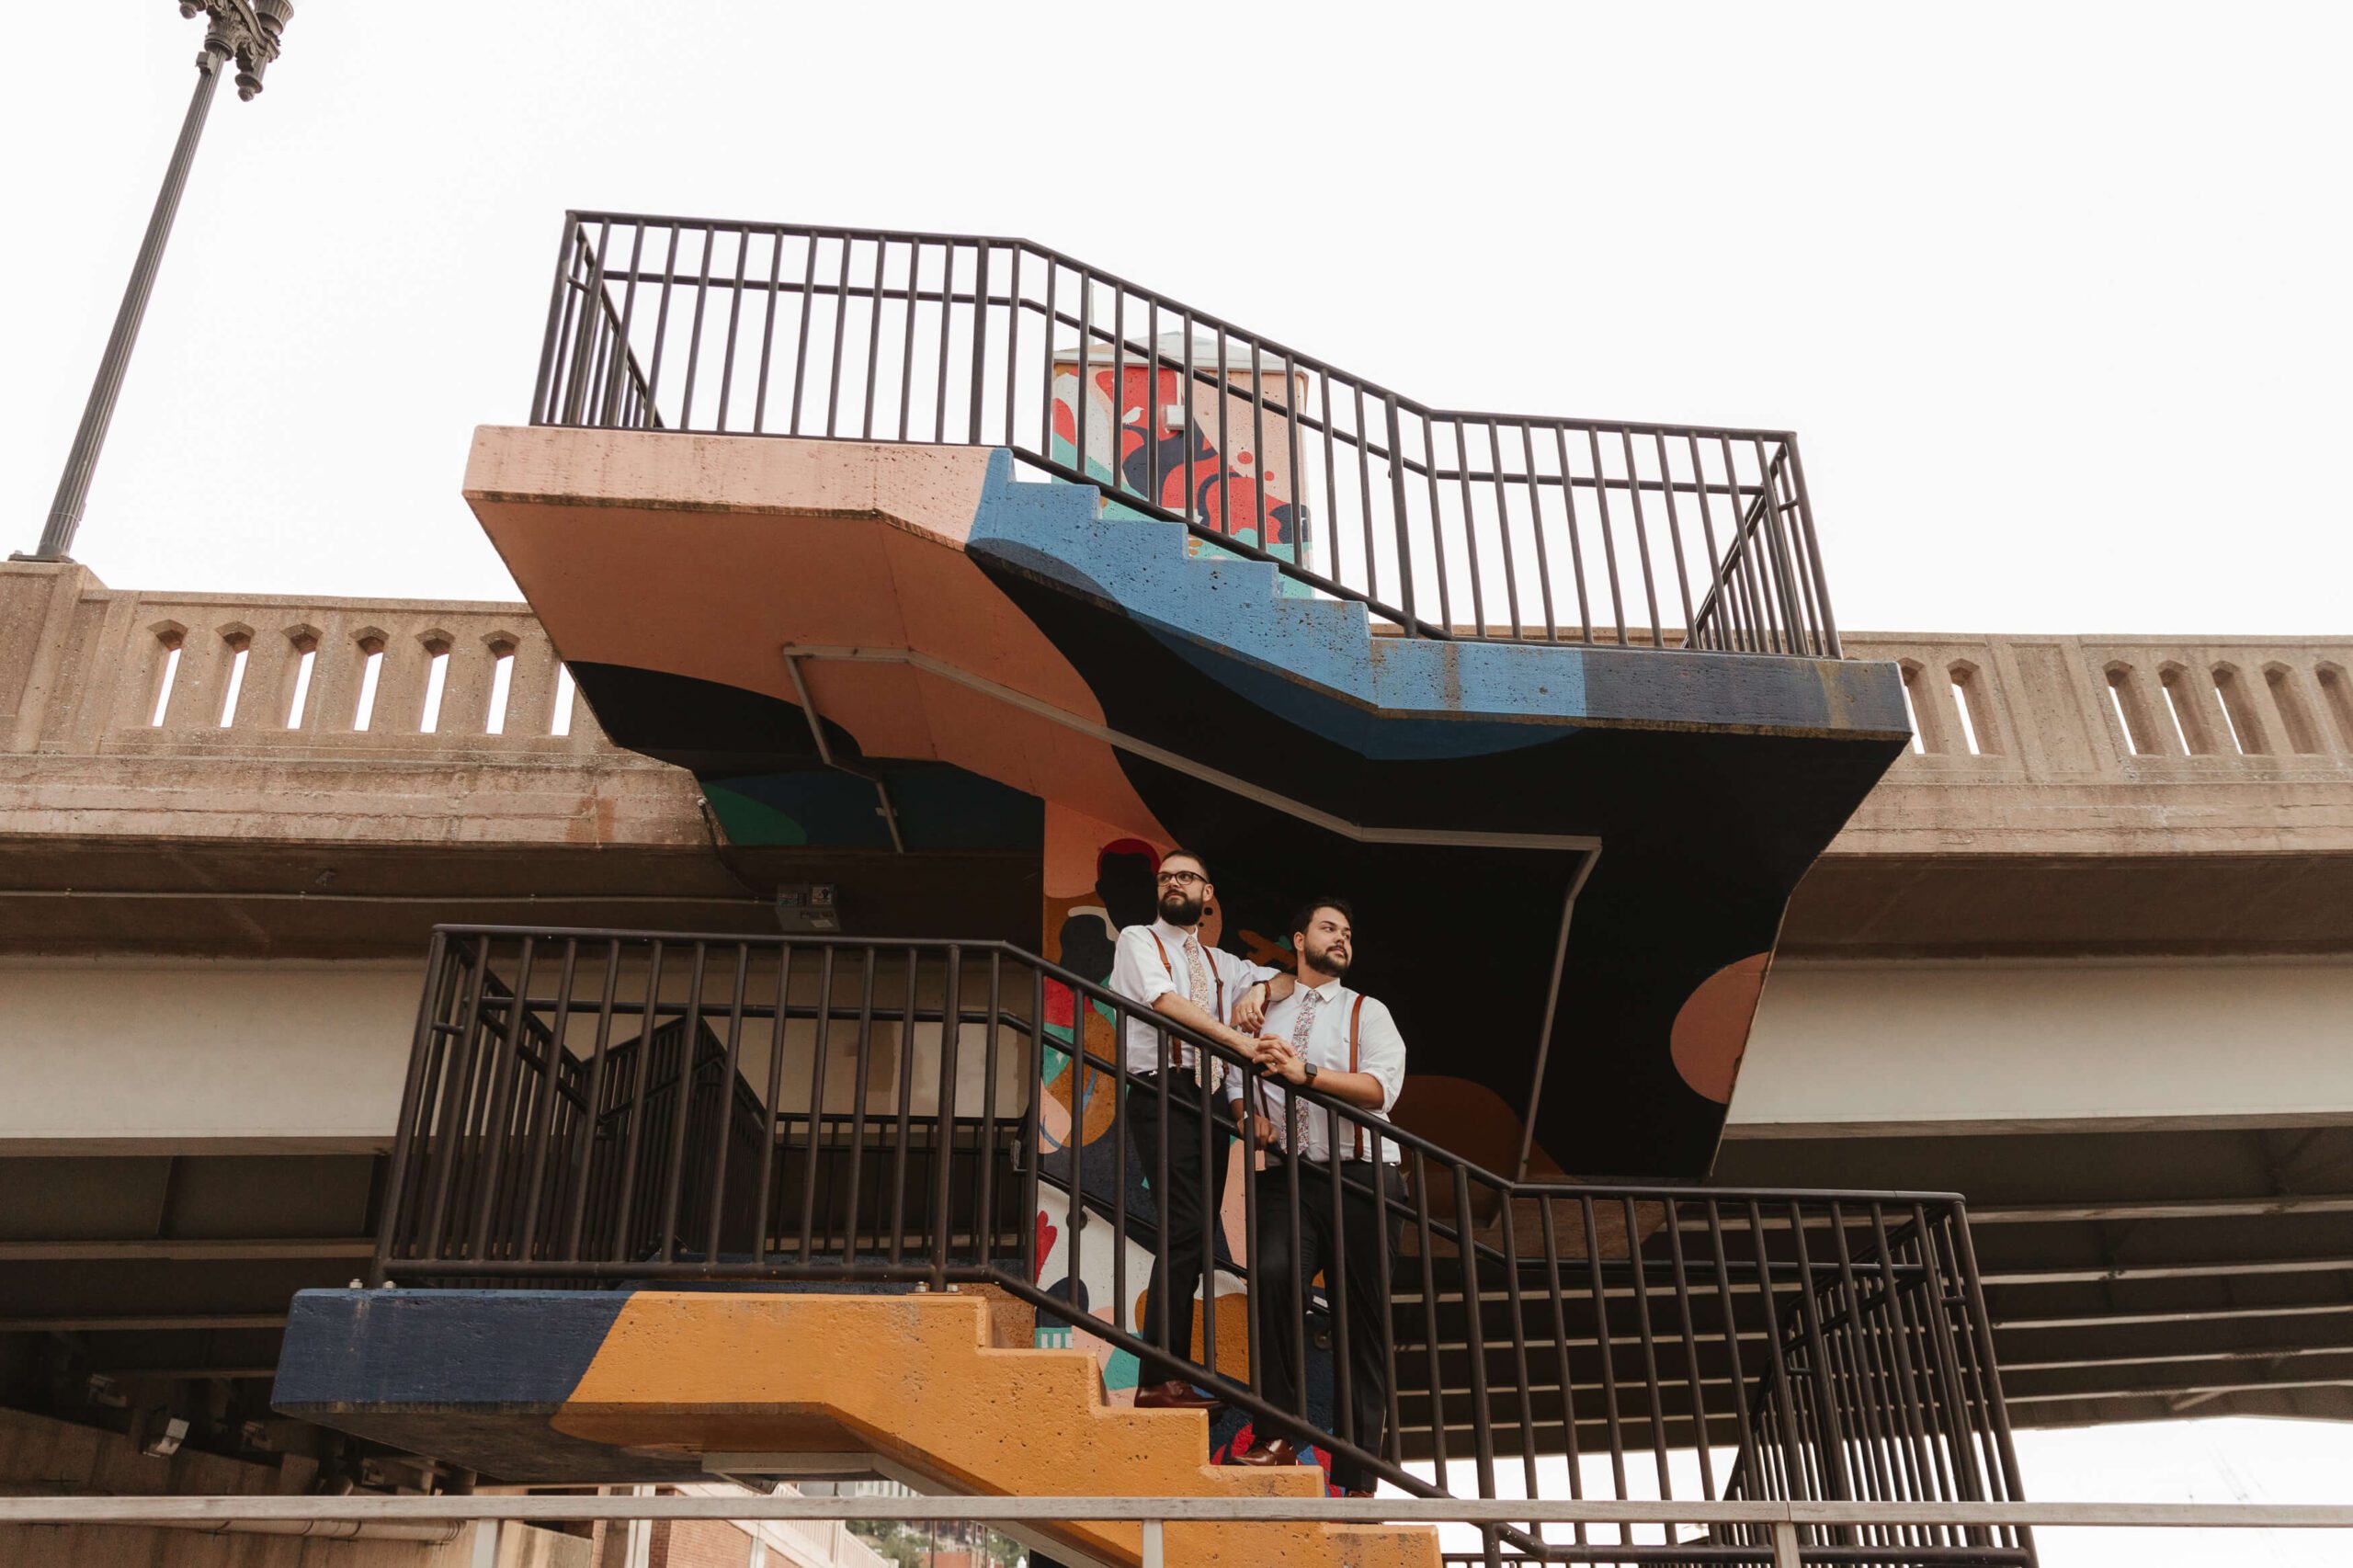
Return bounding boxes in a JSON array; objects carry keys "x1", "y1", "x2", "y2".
[
  {"x1": 1162, "y1": 848, "x2": 1211, "y2": 882},
  {"x1": 1290, "y1": 896, "x2": 1354, "y2": 938}
]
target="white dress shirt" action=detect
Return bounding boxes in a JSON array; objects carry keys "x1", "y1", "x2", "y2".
[
  {"x1": 1107, "y1": 918, "x2": 1278, "y2": 1096},
  {"x1": 1253, "y1": 975, "x2": 1407, "y2": 1165}
]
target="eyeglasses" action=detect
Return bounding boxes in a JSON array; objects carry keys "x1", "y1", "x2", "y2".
[{"x1": 1154, "y1": 870, "x2": 1206, "y2": 886}]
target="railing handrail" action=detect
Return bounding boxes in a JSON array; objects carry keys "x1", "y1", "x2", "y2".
[
  {"x1": 534, "y1": 212, "x2": 1842, "y2": 655},
  {"x1": 378, "y1": 925, "x2": 2030, "y2": 1561},
  {"x1": 425, "y1": 922, "x2": 1970, "y2": 1210},
  {"x1": 563, "y1": 206, "x2": 1802, "y2": 445}
]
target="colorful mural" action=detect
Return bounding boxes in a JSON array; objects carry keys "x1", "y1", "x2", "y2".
[{"x1": 1050, "y1": 351, "x2": 1310, "y2": 585}]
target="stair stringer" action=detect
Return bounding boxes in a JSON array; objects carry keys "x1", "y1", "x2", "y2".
[{"x1": 550, "y1": 1291, "x2": 1438, "y2": 1568}]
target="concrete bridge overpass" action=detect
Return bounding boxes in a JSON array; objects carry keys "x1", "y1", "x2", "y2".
[{"x1": 3, "y1": 557, "x2": 2348, "y2": 1448}]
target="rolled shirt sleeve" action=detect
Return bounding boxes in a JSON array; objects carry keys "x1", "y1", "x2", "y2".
[
  {"x1": 1108, "y1": 926, "x2": 1178, "y2": 1010},
  {"x1": 1356, "y1": 997, "x2": 1407, "y2": 1114}
]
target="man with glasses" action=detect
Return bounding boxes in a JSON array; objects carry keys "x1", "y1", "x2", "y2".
[
  {"x1": 1227, "y1": 897, "x2": 1407, "y2": 1497},
  {"x1": 1107, "y1": 849, "x2": 1282, "y2": 1412}
]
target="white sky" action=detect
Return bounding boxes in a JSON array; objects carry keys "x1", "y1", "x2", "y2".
[
  {"x1": 6, "y1": 3, "x2": 2350, "y2": 634},
  {"x1": 3, "y1": 4, "x2": 2347, "y2": 1551}
]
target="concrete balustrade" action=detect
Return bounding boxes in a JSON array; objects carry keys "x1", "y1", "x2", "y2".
[{"x1": 5, "y1": 559, "x2": 2347, "y2": 958}]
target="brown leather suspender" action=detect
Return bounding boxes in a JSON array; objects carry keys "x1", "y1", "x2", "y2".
[{"x1": 1144, "y1": 930, "x2": 1222, "y2": 1070}]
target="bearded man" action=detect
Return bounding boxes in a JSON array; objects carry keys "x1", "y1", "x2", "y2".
[
  {"x1": 1227, "y1": 896, "x2": 1407, "y2": 1496},
  {"x1": 1104, "y1": 849, "x2": 1282, "y2": 1412}
]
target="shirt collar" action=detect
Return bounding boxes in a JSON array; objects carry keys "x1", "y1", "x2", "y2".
[
  {"x1": 1151, "y1": 916, "x2": 1201, "y2": 947},
  {"x1": 1300, "y1": 975, "x2": 1345, "y2": 1004}
]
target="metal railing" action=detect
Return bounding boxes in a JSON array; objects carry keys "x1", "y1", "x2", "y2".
[
  {"x1": 11, "y1": 1495, "x2": 2350, "y2": 1568},
  {"x1": 530, "y1": 214, "x2": 1841, "y2": 656},
  {"x1": 373, "y1": 926, "x2": 2025, "y2": 1566}
]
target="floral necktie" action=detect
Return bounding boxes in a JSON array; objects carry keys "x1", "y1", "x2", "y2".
[
  {"x1": 1285, "y1": 990, "x2": 1323, "y2": 1153},
  {"x1": 1184, "y1": 937, "x2": 1221, "y2": 1093}
]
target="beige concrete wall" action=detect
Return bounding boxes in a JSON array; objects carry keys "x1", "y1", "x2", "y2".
[
  {"x1": 0, "y1": 1406, "x2": 587, "y2": 1568},
  {"x1": 1734, "y1": 956, "x2": 2353, "y2": 1136},
  {"x1": 0, "y1": 958, "x2": 419, "y2": 1151}
]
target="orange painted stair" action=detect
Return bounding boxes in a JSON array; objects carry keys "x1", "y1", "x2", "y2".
[{"x1": 551, "y1": 1291, "x2": 1438, "y2": 1568}]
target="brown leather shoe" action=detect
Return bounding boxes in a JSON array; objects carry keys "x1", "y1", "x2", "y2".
[
  {"x1": 1133, "y1": 1380, "x2": 1223, "y2": 1413},
  {"x1": 1345, "y1": 1487, "x2": 1377, "y2": 1500},
  {"x1": 1230, "y1": 1437, "x2": 1300, "y2": 1467}
]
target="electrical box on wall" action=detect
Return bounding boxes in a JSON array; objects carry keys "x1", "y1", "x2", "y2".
[{"x1": 776, "y1": 882, "x2": 841, "y2": 933}]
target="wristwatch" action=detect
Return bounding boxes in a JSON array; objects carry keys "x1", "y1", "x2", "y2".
[{"x1": 1301, "y1": 1059, "x2": 1319, "y2": 1085}]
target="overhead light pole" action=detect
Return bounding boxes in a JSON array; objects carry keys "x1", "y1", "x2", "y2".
[{"x1": 19, "y1": 2, "x2": 294, "y2": 564}]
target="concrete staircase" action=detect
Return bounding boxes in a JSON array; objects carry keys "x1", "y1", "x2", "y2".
[{"x1": 276, "y1": 1288, "x2": 1439, "y2": 1568}]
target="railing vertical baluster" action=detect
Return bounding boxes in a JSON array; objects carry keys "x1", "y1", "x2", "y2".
[
  {"x1": 889, "y1": 948, "x2": 918, "y2": 1264},
  {"x1": 752, "y1": 227, "x2": 783, "y2": 436},
  {"x1": 1325, "y1": 1138, "x2": 1353, "y2": 1455},
  {"x1": 750, "y1": 944, "x2": 793, "y2": 1269},
  {"x1": 967, "y1": 242, "x2": 991, "y2": 447},
  {"x1": 1034, "y1": 260, "x2": 1055, "y2": 459},
  {"x1": 934, "y1": 244, "x2": 956, "y2": 447},
  {"x1": 597, "y1": 223, "x2": 647, "y2": 427},
  {"x1": 1827, "y1": 1202, "x2": 1902, "y2": 1539},
  {"x1": 1453, "y1": 418, "x2": 1486, "y2": 636},
  {"x1": 839, "y1": 949, "x2": 877, "y2": 1271},
  {"x1": 654, "y1": 942, "x2": 708, "y2": 1262},
  {"x1": 1370, "y1": 1130, "x2": 1403, "y2": 1470},
  {"x1": 1786, "y1": 1200, "x2": 1854, "y2": 1531},
  {"x1": 1410, "y1": 1150, "x2": 1449, "y2": 1494},
  {"x1": 1745, "y1": 1199, "x2": 1811, "y2": 1506},
  {"x1": 1004, "y1": 248, "x2": 1023, "y2": 452},
  {"x1": 1578, "y1": 1194, "x2": 1628, "y2": 1511},
  {"x1": 676, "y1": 227, "x2": 715, "y2": 432},
  {"x1": 1352, "y1": 381, "x2": 1379, "y2": 609},
  {"x1": 1486, "y1": 421, "x2": 1521, "y2": 641},
  {"x1": 1586, "y1": 428, "x2": 1627, "y2": 647},
  {"x1": 862, "y1": 236, "x2": 887, "y2": 440},
  {"x1": 1949, "y1": 1205, "x2": 2034, "y2": 1563},
  {"x1": 1212, "y1": 322, "x2": 1230, "y2": 544},
  {"x1": 1281, "y1": 348, "x2": 1303, "y2": 584},
  {"x1": 372, "y1": 929, "x2": 449, "y2": 1283},
  {"x1": 1452, "y1": 1166, "x2": 1495, "y2": 1502},
  {"x1": 1074, "y1": 270, "x2": 1093, "y2": 486},
  {"x1": 1381, "y1": 394, "x2": 1410, "y2": 633},
  {"x1": 787, "y1": 232, "x2": 817, "y2": 436},
  {"x1": 824, "y1": 233, "x2": 851, "y2": 439},
  {"x1": 901, "y1": 241, "x2": 922, "y2": 444},
  {"x1": 796, "y1": 947, "x2": 835, "y2": 1262},
  {"x1": 931, "y1": 946, "x2": 961, "y2": 1289},
  {"x1": 532, "y1": 217, "x2": 580, "y2": 426},
  {"x1": 1704, "y1": 1199, "x2": 1762, "y2": 1511},
  {"x1": 1783, "y1": 437, "x2": 1840, "y2": 657},
  {"x1": 421, "y1": 935, "x2": 495, "y2": 1262},
  {"x1": 1496, "y1": 1185, "x2": 1538, "y2": 1542},
  {"x1": 559, "y1": 222, "x2": 608, "y2": 426},
  {"x1": 1653, "y1": 431, "x2": 1699, "y2": 645},
  {"x1": 1423, "y1": 412, "x2": 1453, "y2": 633},
  {"x1": 1110, "y1": 285, "x2": 1126, "y2": 502},
  {"x1": 515, "y1": 938, "x2": 579, "y2": 1263},
  {"x1": 1619, "y1": 429, "x2": 1663, "y2": 646},
  {"x1": 608, "y1": 940, "x2": 665, "y2": 1262},
  {"x1": 1537, "y1": 1199, "x2": 1587, "y2": 1549},
  {"x1": 1520, "y1": 425, "x2": 1557, "y2": 642},
  {"x1": 713, "y1": 229, "x2": 749, "y2": 432},
  {"x1": 1023, "y1": 962, "x2": 1044, "y2": 1286},
  {"x1": 1554, "y1": 428, "x2": 1594, "y2": 644},
  {"x1": 1621, "y1": 1195, "x2": 1673, "y2": 1506},
  {"x1": 697, "y1": 944, "x2": 752, "y2": 1266},
  {"x1": 976, "y1": 952, "x2": 1003, "y2": 1270},
  {"x1": 1194, "y1": 1040, "x2": 1218, "y2": 1388}
]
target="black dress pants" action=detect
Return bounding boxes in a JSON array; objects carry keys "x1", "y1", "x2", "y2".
[
  {"x1": 1251, "y1": 1157, "x2": 1404, "y2": 1491},
  {"x1": 1128, "y1": 1067, "x2": 1232, "y2": 1386}
]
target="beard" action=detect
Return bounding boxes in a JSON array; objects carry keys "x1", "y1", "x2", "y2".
[
  {"x1": 1304, "y1": 938, "x2": 1350, "y2": 978},
  {"x1": 1159, "y1": 888, "x2": 1204, "y2": 926}
]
